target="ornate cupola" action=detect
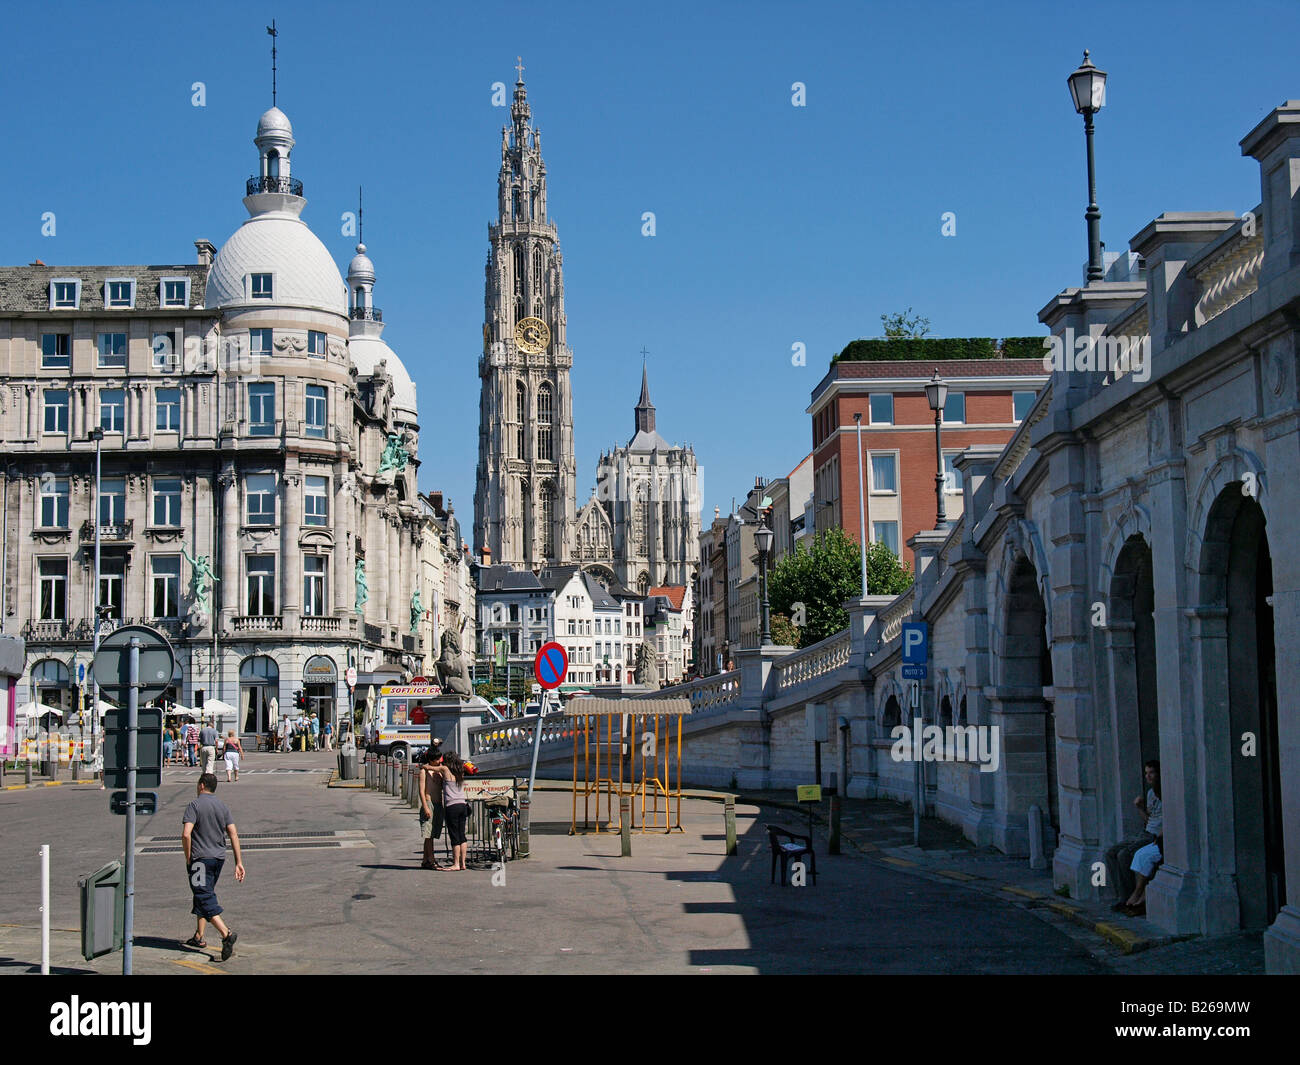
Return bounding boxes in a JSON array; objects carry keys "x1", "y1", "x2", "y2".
[
  {"x1": 347, "y1": 243, "x2": 379, "y2": 324},
  {"x1": 244, "y1": 107, "x2": 306, "y2": 217}
]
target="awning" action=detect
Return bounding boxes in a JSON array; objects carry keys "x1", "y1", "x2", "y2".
[{"x1": 567, "y1": 696, "x2": 692, "y2": 717}]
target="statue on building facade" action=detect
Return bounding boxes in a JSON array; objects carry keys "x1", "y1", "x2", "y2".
[
  {"x1": 355, "y1": 558, "x2": 368, "y2": 612},
  {"x1": 180, "y1": 546, "x2": 219, "y2": 614},
  {"x1": 410, "y1": 589, "x2": 423, "y2": 634},
  {"x1": 377, "y1": 432, "x2": 410, "y2": 476},
  {"x1": 435, "y1": 626, "x2": 473, "y2": 696}
]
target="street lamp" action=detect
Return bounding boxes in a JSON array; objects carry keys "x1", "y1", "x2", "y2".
[
  {"x1": 924, "y1": 369, "x2": 949, "y2": 530},
  {"x1": 89, "y1": 427, "x2": 104, "y2": 740},
  {"x1": 1068, "y1": 49, "x2": 1108, "y2": 283},
  {"x1": 853, "y1": 412, "x2": 867, "y2": 597},
  {"x1": 754, "y1": 520, "x2": 774, "y2": 647}
]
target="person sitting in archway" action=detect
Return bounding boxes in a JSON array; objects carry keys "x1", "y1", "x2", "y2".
[{"x1": 1106, "y1": 760, "x2": 1161, "y2": 911}]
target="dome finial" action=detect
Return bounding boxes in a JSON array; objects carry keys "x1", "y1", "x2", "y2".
[{"x1": 267, "y1": 19, "x2": 279, "y2": 107}]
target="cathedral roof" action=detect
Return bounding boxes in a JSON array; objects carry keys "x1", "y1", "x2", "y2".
[{"x1": 627, "y1": 428, "x2": 673, "y2": 452}]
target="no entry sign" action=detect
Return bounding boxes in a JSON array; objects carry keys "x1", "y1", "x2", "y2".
[{"x1": 534, "y1": 642, "x2": 568, "y2": 690}]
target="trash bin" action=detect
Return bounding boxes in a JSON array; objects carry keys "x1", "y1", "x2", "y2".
[
  {"x1": 339, "y1": 741, "x2": 358, "y2": 780},
  {"x1": 79, "y1": 859, "x2": 124, "y2": 960}
]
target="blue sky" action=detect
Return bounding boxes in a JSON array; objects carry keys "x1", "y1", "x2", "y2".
[{"x1": 3, "y1": 0, "x2": 1298, "y2": 526}]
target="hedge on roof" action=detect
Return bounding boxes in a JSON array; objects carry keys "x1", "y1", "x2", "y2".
[{"x1": 831, "y1": 336, "x2": 1048, "y2": 364}]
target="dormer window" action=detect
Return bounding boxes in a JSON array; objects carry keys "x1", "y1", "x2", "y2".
[
  {"x1": 251, "y1": 273, "x2": 273, "y2": 300},
  {"x1": 49, "y1": 279, "x2": 81, "y2": 309},
  {"x1": 160, "y1": 278, "x2": 189, "y2": 308},
  {"x1": 105, "y1": 279, "x2": 135, "y2": 309}
]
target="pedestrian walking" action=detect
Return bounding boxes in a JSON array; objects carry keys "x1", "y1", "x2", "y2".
[
  {"x1": 279, "y1": 715, "x2": 292, "y2": 754},
  {"x1": 417, "y1": 747, "x2": 446, "y2": 870},
  {"x1": 198, "y1": 719, "x2": 219, "y2": 776},
  {"x1": 223, "y1": 731, "x2": 243, "y2": 782},
  {"x1": 309, "y1": 713, "x2": 320, "y2": 751},
  {"x1": 429, "y1": 750, "x2": 469, "y2": 871},
  {"x1": 322, "y1": 720, "x2": 333, "y2": 751},
  {"x1": 185, "y1": 720, "x2": 199, "y2": 767},
  {"x1": 181, "y1": 773, "x2": 245, "y2": 960},
  {"x1": 163, "y1": 729, "x2": 174, "y2": 765}
]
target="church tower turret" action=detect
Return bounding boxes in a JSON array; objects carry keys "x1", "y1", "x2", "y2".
[{"x1": 474, "y1": 60, "x2": 576, "y2": 569}]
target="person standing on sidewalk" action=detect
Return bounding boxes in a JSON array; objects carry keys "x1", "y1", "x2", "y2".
[
  {"x1": 429, "y1": 750, "x2": 470, "y2": 871},
  {"x1": 182, "y1": 773, "x2": 246, "y2": 960},
  {"x1": 198, "y1": 720, "x2": 219, "y2": 776},
  {"x1": 1105, "y1": 760, "x2": 1162, "y2": 910},
  {"x1": 185, "y1": 719, "x2": 199, "y2": 767},
  {"x1": 417, "y1": 747, "x2": 446, "y2": 869}
]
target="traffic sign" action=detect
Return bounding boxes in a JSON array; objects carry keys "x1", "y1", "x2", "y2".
[
  {"x1": 93, "y1": 625, "x2": 175, "y2": 702},
  {"x1": 102, "y1": 707, "x2": 163, "y2": 789},
  {"x1": 901, "y1": 622, "x2": 928, "y2": 664},
  {"x1": 76, "y1": 661, "x2": 87, "y2": 686},
  {"x1": 902, "y1": 663, "x2": 928, "y2": 680},
  {"x1": 796, "y1": 784, "x2": 822, "y2": 802},
  {"x1": 110, "y1": 791, "x2": 158, "y2": 816},
  {"x1": 345, "y1": 665, "x2": 357, "y2": 689},
  {"x1": 908, "y1": 680, "x2": 920, "y2": 709},
  {"x1": 534, "y1": 642, "x2": 568, "y2": 690}
]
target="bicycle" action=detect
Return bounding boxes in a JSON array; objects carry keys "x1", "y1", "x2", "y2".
[{"x1": 489, "y1": 799, "x2": 520, "y2": 865}]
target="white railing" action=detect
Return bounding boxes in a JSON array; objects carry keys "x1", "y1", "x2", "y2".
[
  {"x1": 879, "y1": 587, "x2": 916, "y2": 645},
  {"x1": 1194, "y1": 228, "x2": 1264, "y2": 327},
  {"x1": 468, "y1": 712, "x2": 575, "y2": 758},
  {"x1": 773, "y1": 630, "x2": 851, "y2": 693},
  {"x1": 631, "y1": 670, "x2": 741, "y2": 715}
]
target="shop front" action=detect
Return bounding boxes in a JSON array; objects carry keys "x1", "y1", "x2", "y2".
[
  {"x1": 303, "y1": 655, "x2": 337, "y2": 731},
  {"x1": 240, "y1": 655, "x2": 279, "y2": 739}
]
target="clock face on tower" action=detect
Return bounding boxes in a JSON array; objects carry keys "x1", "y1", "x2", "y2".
[{"x1": 515, "y1": 316, "x2": 551, "y2": 355}]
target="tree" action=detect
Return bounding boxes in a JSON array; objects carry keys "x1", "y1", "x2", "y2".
[
  {"x1": 881, "y1": 307, "x2": 931, "y2": 340},
  {"x1": 770, "y1": 612, "x2": 800, "y2": 648},
  {"x1": 768, "y1": 528, "x2": 914, "y2": 648}
]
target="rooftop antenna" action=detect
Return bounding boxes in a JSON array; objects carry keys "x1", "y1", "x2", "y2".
[
  {"x1": 358, "y1": 185, "x2": 363, "y2": 244},
  {"x1": 267, "y1": 19, "x2": 279, "y2": 107}
]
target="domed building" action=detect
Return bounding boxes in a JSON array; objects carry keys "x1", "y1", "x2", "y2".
[{"x1": 0, "y1": 102, "x2": 473, "y2": 744}]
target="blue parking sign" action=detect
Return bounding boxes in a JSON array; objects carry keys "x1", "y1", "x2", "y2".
[{"x1": 901, "y1": 622, "x2": 928, "y2": 664}]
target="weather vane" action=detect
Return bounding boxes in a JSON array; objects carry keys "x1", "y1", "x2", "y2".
[{"x1": 267, "y1": 20, "x2": 279, "y2": 106}]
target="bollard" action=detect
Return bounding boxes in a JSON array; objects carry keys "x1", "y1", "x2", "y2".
[
  {"x1": 408, "y1": 768, "x2": 419, "y2": 809},
  {"x1": 399, "y1": 764, "x2": 407, "y2": 801},
  {"x1": 389, "y1": 760, "x2": 398, "y2": 797},
  {"x1": 828, "y1": 793, "x2": 841, "y2": 855},
  {"x1": 25, "y1": 758, "x2": 33, "y2": 785},
  {"x1": 518, "y1": 795, "x2": 531, "y2": 859},
  {"x1": 619, "y1": 794, "x2": 631, "y2": 857},
  {"x1": 724, "y1": 796, "x2": 737, "y2": 856},
  {"x1": 1028, "y1": 804, "x2": 1046, "y2": 870}
]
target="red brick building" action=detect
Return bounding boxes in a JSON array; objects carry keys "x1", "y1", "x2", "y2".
[{"x1": 807, "y1": 357, "x2": 1049, "y2": 557}]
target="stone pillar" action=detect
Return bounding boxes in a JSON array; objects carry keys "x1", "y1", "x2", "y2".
[
  {"x1": 334, "y1": 475, "x2": 351, "y2": 615},
  {"x1": 1241, "y1": 101, "x2": 1300, "y2": 285},
  {"x1": 730, "y1": 643, "x2": 794, "y2": 790},
  {"x1": 1131, "y1": 215, "x2": 1236, "y2": 351},
  {"x1": 281, "y1": 470, "x2": 301, "y2": 626},
  {"x1": 843, "y1": 595, "x2": 896, "y2": 798},
  {"x1": 387, "y1": 509, "x2": 401, "y2": 635}
]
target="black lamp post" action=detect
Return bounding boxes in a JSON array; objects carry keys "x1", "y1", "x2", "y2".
[
  {"x1": 89, "y1": 426, "x2": 104, "y2": 739},
  {"x1": 924, "y1": 369, "x2": 949, "y2": 530},
  {"x1": 1068, "y1": 50, "x2": 1108, "y2": 283},
  {"x1": 755, "y1": 521, "x2": 774, "y2": 646}
]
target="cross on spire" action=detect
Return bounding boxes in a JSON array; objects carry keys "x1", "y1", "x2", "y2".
[
  {"x1": 267, "y1": 20, "x2": 279, "y2": 107},
  {"x1": 639, "y1": 346, "x2": 650, "y2": 362},
  {"x1": 515, "y1": 55, "x2": 525, "y2": 82}
]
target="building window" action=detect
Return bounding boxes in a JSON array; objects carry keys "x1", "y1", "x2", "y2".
[
  {"x1": 49, "y1": 279, "x2": 80, "y2": 309},
  {"x1": 43, "y1": 389, "x2": 69, "y2": 433},
  {"x1": 99, "y1": 477, "x2": 126, "y2": 525},
  {"x1": 156, "y1": 388, "x2": 181, "y2": 431},
  {"x1": 246, "y1": 474, "x2": 276, "y2": 526},
  {"x1": 304, "y1": 475, "x2": 329, "y2": 526},
  {"x1": 40, "y1": 333, "x2": 71, "y2": 369},
  {"x1": 870, "y1": 393, "x2": 893, "y2": 425},
  {"x1": 151, "y1": 556, "x2": 181, "y2": 618},
  {"x1": 97, "y1": 332, "x2": 127, "y2": 369},
  {"x1": 537, "y1": 384, "x2": 553, "y2": 461},
  {"x1": 152, "y1": 330, "x2": 182, "y2": 372},
  {"x1": 943, "y1": 453, "x2": 964, "y2": 495},
  {"x1": 515, "y1": 381, "x2": 526, "y2": 458},
  {"x1": 872, "y1": 521, "x2": 900, "y2": 556},
  {"x1": 509, "y1": 604, "x2": 519, "y2": 622},
  {"x1": 305, "y1": 385, "x2": 327, "y2": 438},
  {"x1": 1013, "y1": 390, "x2": 1036, "y2": 422},
  {"x1": 99, "y1": 388, "x2": 126, "y2": 433},
  {"x1": 538, "y1": 483, "x2": 554, "y2": 559},
  {"x1": 249, "y1": 329, "x2": 273, "y2": 356},
  {"x1": 246, "y1": 556, "x2": 276, "y2": 615},
  {"x1": 152, "y1": 478, "x2": 181, "y2": 527},
  {"x1": 568, "y1": 619, "x2": 575, "y2": 636},
  {"x1": 943, "y1": 392, "x2": 966, "y2": 424},
  {"x1": 99, "y1": 557, "x2": 125, "y2": 620},
  {"x1": 161, "y1": 278, "x2": 189, "y2": 307},
  {"x1": 248, "y1": 382, "x2": 275, "y2": 435},
  {"x1": 38, "y1": 559, "x2": 68, "y2": 620},
  {"x1": 105, "y1": 279, "x2": 135, "y2": 309},
  {"x1": 870, "y1": 453, "x2": 897, "y2": 493},
  {"x1": 509, "y1": 631, "x2": 519, "y2": 654},
  {"x1": 251, "y1": 273, "x2": 273, "y2": 300},
  {"x1": 39, "y1": 476, "x2": 69, "y2": 528},
  {"x1": 308, "y1": 330, "x2": 327, "y2": 357},
  {"x1": 303, "y1": 556, "x2": 327, "y2": 616}
]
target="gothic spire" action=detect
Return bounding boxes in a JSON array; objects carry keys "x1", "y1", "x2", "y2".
[{"x1": 634, "y1": 361, "x2": 656, "y2": 434}]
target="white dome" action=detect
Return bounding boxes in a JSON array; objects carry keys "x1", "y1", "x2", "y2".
[
  {"x1": 257, "y1": 107, "x2": 293, "y2": 137},
  {"x1": 206, "y1": 213, "x2": 348, "y2": 315},
  {"x1": 347, "y1": 243, "x2": 375, "y2": 283},
  {"x1": 349, "y1": 333, "x2": 418, "y2": 422}
]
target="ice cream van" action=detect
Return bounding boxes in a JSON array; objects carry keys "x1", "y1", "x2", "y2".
[{"x1": 370, "y1": 682, "x2": 443, "y2": 761}]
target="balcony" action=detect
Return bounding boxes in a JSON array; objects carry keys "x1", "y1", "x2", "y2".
[
  {"x1": 364, "y1": 622, "x2": 384, "y2": 644},
  {"x1": 22, "y1": 618, "x2": 91, "y2": 643},
  {"x1": 233, "y1": 615, "x2": 283, "y2": 633},
  {"x1": 246, "y1": 174, "x2": 303, "y2": 196},
  {"x1": 301, "y1": 616, "x2": 341, "y2": 635},
  {"x1": 147, "y1": 618, "x2": 186, "y2": 639},
  {"x1": 349, "y1": 306, "x2": 383, "y2": 322},
  {"x1": 80, "y1": 519, "x2": 134, "y2": 542}
]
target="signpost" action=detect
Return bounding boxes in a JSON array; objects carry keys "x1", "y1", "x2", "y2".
[
  {"x1": 530, "y1": 642, "x2": 569, "y2": 808},
  {"x1": 92, "y1": 624, "x2": 174, "y2": 975},
  {"x1": 797, "y1": 783, "x2": 821, "y2": 843},
  {"x1": 900, "y1": 622, "x2": 928, "y2": 845}
]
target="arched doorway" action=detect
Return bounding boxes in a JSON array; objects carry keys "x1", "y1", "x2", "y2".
[
  {"x1": 31, "y1": 659, "x2": 70, "y2": 715},
  {"x1": 1107, "y1": 535, "x2": 1160, "y2": 831},
  {"x1": 303, "y1": 656, "x2": 337, "y2": 732},
  {"x1": 1202, "y1": 490, "x2": 1284, "y2": 928},
  {"x1": 240, "y1": 655, "x2": 279, "y2": 739}
]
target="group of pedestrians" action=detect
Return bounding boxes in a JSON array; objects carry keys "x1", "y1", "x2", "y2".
[
  {"x1": 164, "y1": 722, "x2": 202, "y2": 767},
  {"x1": 416, "y1": 742, "x2": 470, "y2": 871},
  {"x1": 277, "y1": 713, "x2": 332, "y2": 752}
]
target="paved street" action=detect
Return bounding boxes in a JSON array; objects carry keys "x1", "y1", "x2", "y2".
[{"x1": 0, "y1": 751, "x2": 1143, "y2": 975}]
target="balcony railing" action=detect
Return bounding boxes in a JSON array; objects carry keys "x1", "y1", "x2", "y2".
[
  {"x1": 233, "y1": 615, "x2": 283, "y2": 633},
  {"x1": 364, "y1": 622, "x2": 384, "y2": 644},
  {"x1": 22, "y1": 618, "x2": 91, "y2": 642},
  {"x1": 80, "y1": 519, "x2": 134, "y2": 542},
  {"x1": 349, "y1": 306, "x2": 383, "y2": 322},
  {"x1": 302, "y1": 616, "x2": 341, "y2": 635},
  {"x1": 246, "y1": 174, "x2": 304, "y2": 196}
]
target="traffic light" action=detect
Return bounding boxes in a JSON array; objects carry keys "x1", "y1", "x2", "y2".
[
  {"x1": 295, "y1": 690, "x2": 306, "y2": 711},
  {"x1": 194, "y1": 689, "x2": 205, "y2": 709}
]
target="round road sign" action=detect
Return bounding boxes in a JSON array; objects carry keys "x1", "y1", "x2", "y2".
[
  {"x1": 346, "y1": 665, "x2": 358, "y2": 689},
  {"x1": 534, "y1": 641, "x2": 568, "y2": 690},
  {"x1": 92, "y1": 625, "x2": 176, "y2": 702}
]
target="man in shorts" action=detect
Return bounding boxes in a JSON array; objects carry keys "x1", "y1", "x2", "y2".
[
  {"x1": 182, "y1": 773, "x2": 246, "y2": 960},
  {"x1": 417, "y1": 747, "x2": 445, "y2": 870},
  {"x1": 197, "y1": 720, "x2": 219, "y2": 776}
]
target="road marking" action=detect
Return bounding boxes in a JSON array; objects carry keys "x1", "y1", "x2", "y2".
[
  {"x1": 880, "y1": 856, "x2": 917, "y2": 867},
  {"x1": 173, "y1": 958, "x2": 226, "y2": 974},
  {"x1": 936, "y1": 869, "x2": 978, "y2": 881},
  {"x1": 1000, "y1": 885, "x2": 1044, "y2": 899}
]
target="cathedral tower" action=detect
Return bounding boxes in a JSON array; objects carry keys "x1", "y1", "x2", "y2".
[{"x1": 474, "y1": 62, "x2": 576, "y2": 568}]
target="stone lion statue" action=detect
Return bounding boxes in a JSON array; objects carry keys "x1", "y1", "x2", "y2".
[{"x1": 436, "y1": 627, "x2": 473, "y2": 696}]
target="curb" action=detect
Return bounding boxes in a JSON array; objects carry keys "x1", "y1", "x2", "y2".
[
  {"x1": 326, "y1": 769, "x2": 365, "y2": 789},
  {"x1": 3, "y1": 778, "x2": 102, "y2": 792}
]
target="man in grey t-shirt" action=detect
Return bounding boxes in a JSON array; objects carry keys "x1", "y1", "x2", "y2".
[
  {"x1": 182, "y1": 773, "x2": 246, "y2": 960},
  {"x1": 198, "y1": 722, "x2": 219, "y2": 775}
]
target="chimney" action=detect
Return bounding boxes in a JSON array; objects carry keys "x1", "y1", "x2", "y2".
[
  {"x1": 194, "y1": 239, "x2": 216, "y2": 268},
  {"x1": 480, "y1": 545, "x2": 492, "y2": 566}
]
